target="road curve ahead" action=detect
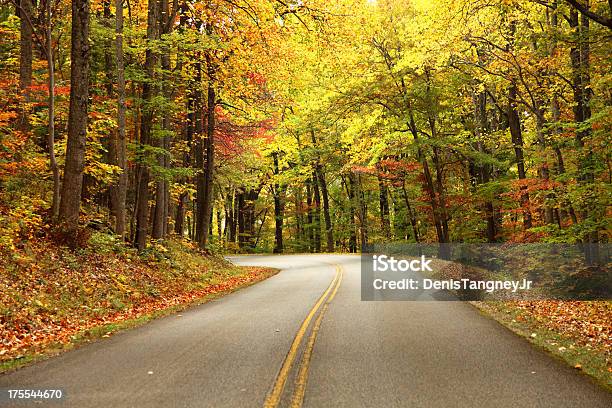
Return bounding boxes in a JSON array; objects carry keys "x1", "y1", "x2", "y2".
[{"x1": 1, "y1": 254, "x2": 610, "y2": 408}]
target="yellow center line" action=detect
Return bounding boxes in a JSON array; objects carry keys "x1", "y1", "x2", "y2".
[
  {"x1": 263, "y1": 265, "x2": 341, "y2": 408},
  {"x1": 290, "y1": 265, "x2": 343, "y2": 408}
]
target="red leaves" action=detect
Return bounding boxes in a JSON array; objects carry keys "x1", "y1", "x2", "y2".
[
  {"x1": 246, "y1": 72, "x2": 267, "y2": 86},
  {"x1": 379, "y1": 158, "x2": 421, "y2": 174},
  {"x1": 25, "y1": 84, "x2": 70, "y2": 96}
]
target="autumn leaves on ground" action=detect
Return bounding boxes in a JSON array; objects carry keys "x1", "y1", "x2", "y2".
[{"x1": 0, "y1": 234, "x2": 276, "y2": 371}]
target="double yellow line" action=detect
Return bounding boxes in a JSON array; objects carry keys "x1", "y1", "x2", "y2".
[{"x1": 264, "y1": 265, "x2": 344, "y2": 408}]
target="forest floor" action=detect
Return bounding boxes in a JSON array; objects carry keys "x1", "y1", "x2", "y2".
[{"x1": 0, "y1": 233, "x2": 277, "y2": 373}]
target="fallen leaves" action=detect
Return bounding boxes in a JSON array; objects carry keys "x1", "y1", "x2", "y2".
[
  {"x1": 0, "y1": 239, "x2": 275, "y2": 364},
  {"x1": 512, "y1": 300, "x2": 612, "y2": 358}
]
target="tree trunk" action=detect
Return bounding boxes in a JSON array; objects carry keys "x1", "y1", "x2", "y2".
[
  {"x1": 196, "y1": 51, "x2": 216, "y2": 249},
  {"x1": 102, "y1": 1, "x2": 113, "y2": 96},
  {"x1": 175, "y1": 87, "x2": 194, "y2": 237},
  {"x1": 472, "y1": 89, "x2": 497, "y2": 241},
  {"x1": 237, "y1": 191, "x2": 245, "y2": 247},
  {"x1": 312, "y1": 172, "x2": 322, "y2": 253},
  {"x1": 237, "y1": 188, "x2": 259, "y2": 250},
  {"x1": 310, "y1": 130, "x2": 333, "y2": 252},
  {"x1": 227, "y1": 190, "x2": 237, "y2": 244},
  {"x1": 59, "y1": 0, "x2": 90, "y2": 231},
  {"x1": 18, "y1": 0, "x2": 32, "y2": 129},
  {"x1": 377, "y1": 165, "x2": 391, "y2": 238},
  {"x1": 216, "y1": 208, "x2": 222, "y2": 239},
  {"x1": 569, "y1": 7, "x2": 599, "y2": 263},
  {"x1": 46, "y1": 1, "x2": 60, "y2": 219},
  {"x1": 507, "y1": 83, "x2": 532, "y2": 230},
  {"x1": 110, "y1": 0, "x2": 128, "y2": 237},
  {"x1": 342, "y1": 175, "x2": 357, "y2": 253},
  {"x1": 294, "y1": 188, "x2": 305, "y2": 251},
  {"x1": 272, "y1": 152, "x2": 284, "y2": 253},
  {"x1": 407, "y1": 105, "x2": 446, "y2": 248},
  {"x1": 152, "y1": 0, "x2": 172, "y2": 240},
  {"x1": 348, "y1": 173, "x2": 368, "y2": 252},
  {"x1": 305, "y1": 179, "x2": 314, "y2": 252},
  {"x1": 316, "y1": 168, "x2": 333, "y2": 252},
  {"x1": 401, "y1": 181, "x2": 419, "y2": 243},
  {"x1": 134, "y1": 0, "x2": 159, "y2": 250}
]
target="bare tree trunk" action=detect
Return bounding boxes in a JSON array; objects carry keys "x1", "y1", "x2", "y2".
[
  {"x1": 294, "y1": 188, "x2": 305, "y2": 251},
  {"x1": 310, "y1": 130, "x2": 333, "y2": 252},
  {"x1": 507, "y1": 83, "x2": 532, "y2": 230},
  {"x1": 401, "y1": 181, "x2": 419, "y2": 243},
  {"x1": 46, "y1": 0, "x2": 60, "y2": 219},
  {"x1": 59, "y1": 0, "x2": 90, "y2": 231},
  {"x1": 569, "y1": 6, "x2": 599, "y2": 263},
  {"x1": 152, "y1": 0, "x2": 172, "y2": 240},
  {"x1": 472, "y1": 89, "x2": 497, "y2": 241},
  {"x1": 272, "y1": 152, "x2": 284, "y2": 253},
  {"x1": 18, "y1": 0, "x2": 32, "y2": 129},
  {"x1": 175, "y1": 90, "x2": 194, "y2": 237},
  {"x1": 342, "y1": 175, "x2": 357, "y2": 253},
  {"x1": 236, "y1": 188, "x2": 259, "y2": 250},
  {"x1": 312, "y1": 171, "x2": 322, "y2": 253},
  {"x1": 229, "y1": 190, "x2": 238, "y2": 244},
  {"x1": 109, "y1": 0, "x2": 128, "y2": 237},
  {"x1": 305, "y1": 179, "x2": 314, "y2": 252},
  {"x1": 316, "y1": 168, "x2": 333, "y2": 252},
  {"x1": 216, "y1": 208, "x2": 222, "y2": 240},
  {"x1": 200, "y1": 57, "x2": 216, "y2": 247},
  {"x1": 195, "y1": 50, "x2": 216, "y2": 249},
  {"x1": 407, "y1": 105, "x2": 446, "y2": 248},
  {"x1": 102, "y1": 1, "x2": 113, "y2": 95},
  {"x1": 237, "y1": 190, "x2": 245, "y2": 247},
  {"x1": 134, "y1": 0, "x2": 159, "y2": 250},
  {"x1": 377, "y1": 165, "x2": 391, "y2": 238},
  {"x1": 346, "y1": 172, "x2": 368, "y2": 252},
  {"x1": 356, "y1": 174, "x2": 368, "y2": 252}
]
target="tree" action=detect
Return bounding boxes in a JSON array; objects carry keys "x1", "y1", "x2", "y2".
[
  {"x1": 564, "y1": 0, "x2": 612, "y2": 29},
  {"x1": 109, "y1": 0, "x2": 128, "y2": 237},
  {"x1": 59, "y1": 0, "x2": 90, "y2": 231}
]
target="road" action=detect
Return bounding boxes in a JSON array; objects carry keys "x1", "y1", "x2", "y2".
[{"x1": 1, "y1": 254, "x2": 610, "y2": 407}]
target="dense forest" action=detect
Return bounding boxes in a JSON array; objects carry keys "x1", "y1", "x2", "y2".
[{"x1": 0, "y1": 0, "x2": 610, "y2": 256}]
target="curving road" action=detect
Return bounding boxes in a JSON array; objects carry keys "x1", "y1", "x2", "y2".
[{"x1": 1, "y1": 254, "x2": 610, "y2": 407}]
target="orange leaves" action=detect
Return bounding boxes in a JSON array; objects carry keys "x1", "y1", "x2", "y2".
[
  {"x1": 379, "y1": 158, "x2": 421, "y2": 174},
  {"x1": 0, "y1": 111, "x2": 17, "y2": 126},
  {"x1": 28, "y1": 83, "x2": 70, "y2": 96},
  {"x1": 247, "y1": 71, "x2": 267, "y2": 87},
  {"x1": 512, "y1": 300, "x2": 612, "y2": 357},
  {"x1": 506, "y1": 177, "x2": 562, "y2": 195}
]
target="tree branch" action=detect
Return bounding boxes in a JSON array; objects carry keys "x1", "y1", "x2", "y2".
[{"x1": 564, "y1": 0, "x2": 612, "y2": 30}]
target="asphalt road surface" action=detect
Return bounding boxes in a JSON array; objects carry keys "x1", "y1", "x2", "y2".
[{"x1": 1, "y1": 254, "x2": 610, "y2": 407}]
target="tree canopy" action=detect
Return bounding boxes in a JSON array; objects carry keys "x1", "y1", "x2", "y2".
[{"x1": 0, "y1": 0, "x2": 610, "y2": 257}]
